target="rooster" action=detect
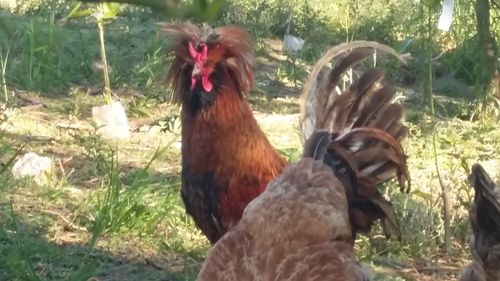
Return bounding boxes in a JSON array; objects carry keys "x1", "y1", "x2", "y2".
[
  {"x1": 163, "y1": 22, "x2": 409, "y2": 244},
  {"x1": 460, "y1": 164, "x2": 500, "y2": 281},
  {"x1": 197, "y1": 131, "x2": 400, "y2": 281}
]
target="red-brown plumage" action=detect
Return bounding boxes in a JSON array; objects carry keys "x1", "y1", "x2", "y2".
[
  {"x1": 180, "y1": 80, "x2": 286, "y2": 243},
  {"x1": 181, "y1": 87, "x2": 286, "y2": 242}
]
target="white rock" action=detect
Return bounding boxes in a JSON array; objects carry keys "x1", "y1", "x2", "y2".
[
  {"x1": 12, "y1": 152, "x2": 53, "y2": 179},
  {"x1": 92, "y1": 101, "x2": 130, "y2": 139}
]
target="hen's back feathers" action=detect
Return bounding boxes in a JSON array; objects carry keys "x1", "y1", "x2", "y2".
[
  {"x1": 299, "y1": 42, "x2": 410, "y2": 239},
  {"x1": 197, "y1": 131, "x2": 371, "y2": 281},
  {"x1": 460, "y1": 164, "x2": 500, "y2": 281}
]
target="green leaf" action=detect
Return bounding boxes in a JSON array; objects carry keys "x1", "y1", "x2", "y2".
[
  {"x1": 79, "y1": 0, "x2": 224, "y2": 20},
  {"x1": 422, "y1": 0, "x2": 441, "y2": 9},
  {"x1": 411, "y1": 189, "x2": 433, "y2": 202},
  {"x1": 68, "y1": 1, "x2": 83, "y2": 15},
  {"x1": 70, "y1": 10, "x2": 94, "y2": 18},
  {"x1": 102, "y1": 2, "x2": 121, "y2": 19},
  {"x1": 68, "y1": 2, "x2": 94, "y2": 18},
  {"x1": 69, "y1": 9, "x2": 94, "y2": 18}
]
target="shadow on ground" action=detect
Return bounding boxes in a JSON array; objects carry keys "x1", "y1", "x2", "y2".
[{"x1": 0, "y1": 212, "x2": 201, "y2": 281}]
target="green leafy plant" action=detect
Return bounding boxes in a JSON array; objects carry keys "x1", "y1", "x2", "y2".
[
  {"x1": 69, "y1": 2, "x2": 122, "y2": 104},
  {"x1": 81, "y1": 0, "x2": 225, "y2": 22},
  {"x1": 0, "y1": 47, "x2": 9, "y2": 103}
]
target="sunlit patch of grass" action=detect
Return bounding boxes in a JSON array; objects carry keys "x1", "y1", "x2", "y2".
[
  {"x1": 0, "y1": 141, "x2": 206, "y2": 280},
  {"x1": 248, "y1": 91, "x2": 301, "y2": 115},
  {"x1": 0, "y1": 87, "x2": 204, "y2": 281},
  {"x1": 354, "y1": 107, "x2": 500, "y2": 280}
]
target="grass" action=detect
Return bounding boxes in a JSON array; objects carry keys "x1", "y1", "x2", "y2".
[
  {"x1": 0, "y1": 6, "x2": 499, "y2": 281},
  {"x1": 0, "y1": 126, "x2": 206, "y2": 280}
]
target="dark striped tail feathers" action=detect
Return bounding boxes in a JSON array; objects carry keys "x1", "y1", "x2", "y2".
[{"x1": 300, "y1": 41, "x2": 410, "y2": 239}]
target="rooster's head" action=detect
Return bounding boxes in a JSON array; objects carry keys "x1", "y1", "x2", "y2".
[{"x1": 163, "y1": 22, "x2": 255, "y2": 111}]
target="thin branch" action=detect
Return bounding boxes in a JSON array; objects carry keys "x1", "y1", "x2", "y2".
[{"x1": 376, "y1": 265, "x2": 462, "y2": 274}]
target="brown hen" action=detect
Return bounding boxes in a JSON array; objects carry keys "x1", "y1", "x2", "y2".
[
  {"x1": 197, "y1": 130, "x2": 399, "y2": 281},
  {"x1": 163, "y1": 22, "x2": 409, "y2": 244}
]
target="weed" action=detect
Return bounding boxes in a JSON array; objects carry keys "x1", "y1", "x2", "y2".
[
  {"x1": 72, "y1": 126, "x2": 115, "y2": 175},
  {"x1": 0, "y1": 47, "x2": 9, "y2": 103}
]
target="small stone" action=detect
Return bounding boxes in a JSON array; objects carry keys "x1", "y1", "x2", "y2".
[{"x1": 12, "y1": 152, "x2": 53, "y2": 179}]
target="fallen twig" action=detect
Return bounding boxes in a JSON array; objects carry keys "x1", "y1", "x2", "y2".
[{"x1": 41, "y1": 209, "x2": 87, "y2": 232}]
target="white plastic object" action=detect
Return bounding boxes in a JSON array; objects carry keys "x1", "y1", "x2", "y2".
[
  {"x1": 438, "y1": 0, "x2": 455, "y2": 32},
  {"x1": 91, "y1": 101, "x2": 130, "y2": 139}
]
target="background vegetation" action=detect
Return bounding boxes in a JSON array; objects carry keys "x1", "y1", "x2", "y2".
[{"x1": 0, "y1": 0, "x2": 499, "y2": 280}]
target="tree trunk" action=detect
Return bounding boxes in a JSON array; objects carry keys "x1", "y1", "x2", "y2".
[{"x1": 475, "y1": 0, "x2": 499, "y2": 100}]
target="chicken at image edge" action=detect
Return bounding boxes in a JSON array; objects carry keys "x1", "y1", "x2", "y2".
[{"x1": 460, "y1": 164, "x2": 500, "y2": 281}]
